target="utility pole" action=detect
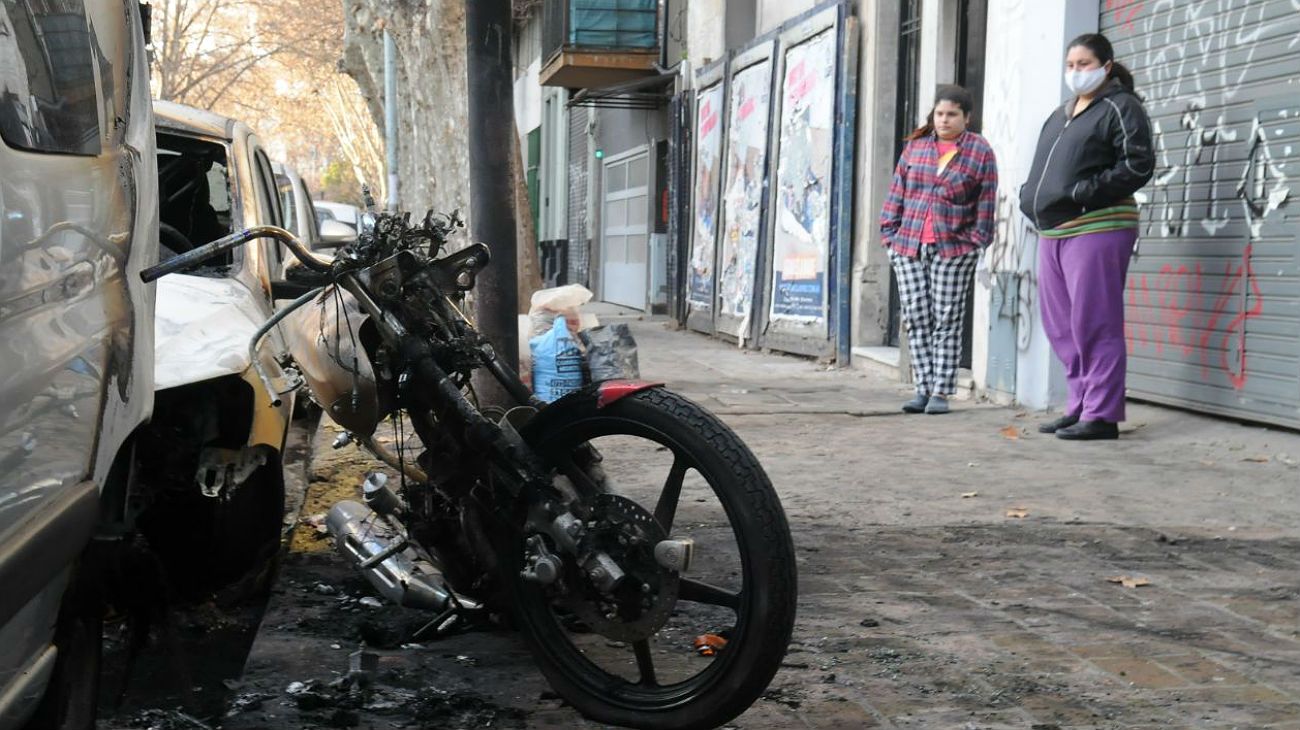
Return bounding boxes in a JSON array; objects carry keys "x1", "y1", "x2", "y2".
[
  {"x1": 465, "y1": 0, "x2": 519, "y2": 406},
  {"x1": 383, "y1": 30, "x2": 399, "y2": 212}
]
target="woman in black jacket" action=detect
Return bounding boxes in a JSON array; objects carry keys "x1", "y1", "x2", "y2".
[{"x1": 1020, "y1": 33, "x2": 1154, "y2": 441}]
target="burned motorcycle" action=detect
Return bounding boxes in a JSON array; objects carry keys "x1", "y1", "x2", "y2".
[{"x1": 140, "y1": 208, "x2": 797, "y2": 730}]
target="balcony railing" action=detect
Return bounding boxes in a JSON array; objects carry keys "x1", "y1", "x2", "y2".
[{"x1": 541, "y1": 0, "x2": 660, "y2": 89}]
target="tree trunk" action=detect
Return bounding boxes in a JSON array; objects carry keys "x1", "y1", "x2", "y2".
[{"x1": 513, "y1": 131, "x2": 543, "y2": 313}]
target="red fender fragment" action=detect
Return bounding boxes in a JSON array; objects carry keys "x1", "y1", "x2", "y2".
[{"x1": 595, "y1": 380, "x2": 663, "y2": 408}]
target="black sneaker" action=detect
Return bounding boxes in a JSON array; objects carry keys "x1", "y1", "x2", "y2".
[
  {"x1": 1037, "y1": 414, "x2": 1080, "y2": 434},
  {"x1": 1055, "y1": 420, "x2": 1119, "y2": 440}
]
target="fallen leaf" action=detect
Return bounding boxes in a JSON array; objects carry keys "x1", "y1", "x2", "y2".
[
  {"x1": 1107, "y1": 575, "x2": 1151, "y2": 588},
  {"x1": 1005, "y1": 507, "x2": 1029, "y2": 519},
  {"x1": 999, "y1": 425, "x2": 1022, "y2": 440},
  {"x1": 693, "y1": 633, "x2": 728, "y2": 657},
  {"x1": 1241, "y1": 456, "x2": 1269, "y2": 463},
  {"x1": 961, "y1": 491, "x2": 979, "y2": 499}
]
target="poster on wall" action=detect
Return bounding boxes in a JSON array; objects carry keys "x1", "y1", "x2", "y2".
[
  {"x1": 717, "y1": 55, "x2": 774, "y2": 332},
  {"x1": 688, "y1": 81, "x2": 725, "y2": 310},
  {"x1": 769, "y1": 29, "x2": 835, "y2": 322}
]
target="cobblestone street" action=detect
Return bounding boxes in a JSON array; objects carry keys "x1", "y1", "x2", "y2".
[{"x1": 219, "y1": 311, "x2": 1300, "y2": 730}]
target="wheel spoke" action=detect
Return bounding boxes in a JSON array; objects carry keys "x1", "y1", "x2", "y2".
[
  {"x1": 633, "y1": 639, "x2": 657, "y2": 686},
  {"x1": 559, "y1": 455, "x2": 603, "y2": 497},
  {"x1": 653, "y1": 457, "x2": 688, "y2": 532},
  {"x1": 679, "y1": 578, "x2": 741, "y2": 611}
]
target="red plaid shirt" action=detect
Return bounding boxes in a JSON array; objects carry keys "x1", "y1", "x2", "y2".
[{"x1": 879, "y1": 130, "x2": 998, "y2": 259}]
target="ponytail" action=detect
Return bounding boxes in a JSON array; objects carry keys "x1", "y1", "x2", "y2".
[
  {"x1": 1108, "y1": 60, "x2": 1136, "y2": 93},
  {"x1": 904, "y1": 111, "x2": 934, "y2": 142}
]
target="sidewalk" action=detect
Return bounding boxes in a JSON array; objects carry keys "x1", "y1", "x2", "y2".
[
  {"x1": 613, "y1": 307, "x2": 1300, "y2": 535},
  {"x1": 227, "y1": 312, "x2": 1300, "y2": 730}
]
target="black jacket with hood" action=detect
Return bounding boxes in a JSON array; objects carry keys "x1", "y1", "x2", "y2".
[{"x1": 1019, "y1": 79, "x2": 1155, "y2": 231}]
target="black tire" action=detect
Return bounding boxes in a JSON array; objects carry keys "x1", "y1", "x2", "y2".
[
  {"x1": 515, "y1": 388, "x2": 797, "y2": 730},
  {"x1": 138, "y1": 458, "x2": 285, "y2": 601},
  {"x1": 25, "y1": 564, "x2": 103, "y2": 730}
]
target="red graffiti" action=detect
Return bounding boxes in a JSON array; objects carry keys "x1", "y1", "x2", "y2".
[
  {"x1": 1125, "y1": 245, "x2": 1263, "y2": 389},
  {"x1": 786, "y1": 60, "x2": 814, "y2": 104},
  {"x1": 738, "y1": 96, "x2": 757, "y2": 122},
  {"x1": 1105, "y1": 0, "x2": 1145, "y2": 34},
  {"x1": 699, "y1": 98, "x2": 719, "y2": 139}
]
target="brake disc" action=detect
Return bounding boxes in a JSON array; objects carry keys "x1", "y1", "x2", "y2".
[{"x1": 555, "y1": 494, "x2": 679, "y2": 643}]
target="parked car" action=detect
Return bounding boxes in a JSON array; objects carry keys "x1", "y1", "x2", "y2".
[
  {"x1": 134, "y1": 101, "x2": 298, "y2": 599},
  {"x1": 274, "y1": 162, "x2": 355, "y2": 252},
  {"x1": 0, "y1": 1, "x2": 158, "y2": 728},
  {"x1": 314, "y1": 199, "x2": 374, "y2": 234}
]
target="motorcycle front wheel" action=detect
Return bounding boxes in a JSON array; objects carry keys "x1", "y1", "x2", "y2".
[{"x1": 515, "y1": 387, "x2": 797, "y2": 730}]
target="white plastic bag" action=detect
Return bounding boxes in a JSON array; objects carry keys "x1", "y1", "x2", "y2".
[{"x1": 528, "y1": 284, "x2": 594, "y2": 340}]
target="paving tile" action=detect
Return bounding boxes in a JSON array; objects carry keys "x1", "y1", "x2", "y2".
[{"x1": 1087, "y1": 656, "x2": 1188, "y2": 688}]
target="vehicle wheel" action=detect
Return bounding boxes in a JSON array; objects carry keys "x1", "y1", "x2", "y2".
[
  {"x1": 138, "y1": 457, "x2": 285, "y2": 600},
  {"x1": 514, "y1": 388, "x2": 797, "y2": 730},
  {"x1": 25, "y1": 564, "x2": 103, "y2": 730}
]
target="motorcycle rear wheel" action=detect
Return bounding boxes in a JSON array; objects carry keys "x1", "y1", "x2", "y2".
[{"x1": 515, "y1": 387, "x2": 797, "y2": 730}]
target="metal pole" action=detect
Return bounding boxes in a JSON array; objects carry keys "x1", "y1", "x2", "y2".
[
  {"x1": 384, "y1": 30, "x2": 399, "y2": 212},
  {"x1": 465, "y1": 0, "x2": 519, "y2": 406}
]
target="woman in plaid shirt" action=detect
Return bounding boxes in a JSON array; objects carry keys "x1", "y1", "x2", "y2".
[{"x1": 879, "y1": 85, "x2": 998, "y2": 414}]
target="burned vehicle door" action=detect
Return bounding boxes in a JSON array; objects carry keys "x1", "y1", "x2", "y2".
[{"x1": 0, "y1": 0, "x2": 158, "y2": 726}]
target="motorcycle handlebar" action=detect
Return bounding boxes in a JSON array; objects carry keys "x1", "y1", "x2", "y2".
[{"x1": 140, "y1": 225, "x2": 331, "y2": 283}]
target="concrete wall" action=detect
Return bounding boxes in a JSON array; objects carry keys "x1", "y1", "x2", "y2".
[
  {"x1": 975, "y1": 0, "x2": 1099, "y2": 409},
  {"x1": 538, "y1": 87, "x2": 569, "y2": 242},
  {"x1": 513, "y1": 15, "x2": 542, "y2": 141},
  {"x1": 917, "y1": 0, "x2": 961, "y2": 120},
  {"x1": 597, "y1": 108, "x2": 669, "y2": 160},
  {"x1": 687, "y1": 0, "x2": 726, "y2": 66},
  {"x1": 724, "y1": 0, "x2": 756, "y2": 50},
  {"x1": 850, "y1": 0, "x2": 901, "y2": 351},
  {"x1": 756, "y1": 0, "x2": 817, "y2": 33}
]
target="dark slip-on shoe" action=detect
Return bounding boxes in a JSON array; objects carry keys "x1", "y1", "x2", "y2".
[
  {"x1": 1038, "y1": 413, "x2": 1080, "y2": 434},
  {"x1": 1055, "y1": 420, "x2": 1119, "y2": 441}
]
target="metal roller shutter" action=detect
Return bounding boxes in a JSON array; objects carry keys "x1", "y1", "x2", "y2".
[
  {"x1": 1104, "y1": 1, "x2": 1300, "y2": 428},
  {"x1": 568, "y1": 106, "x2": 591, "y2": 286}
]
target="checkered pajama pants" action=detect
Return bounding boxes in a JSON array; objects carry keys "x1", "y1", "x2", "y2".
[{"x1": 889, "y1": 246, "x2": 980, "y2": 397}]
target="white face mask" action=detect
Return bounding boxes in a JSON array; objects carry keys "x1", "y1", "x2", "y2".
[{"x1": 1064, "y1": 66, "x2": 1108, "y2": 95}]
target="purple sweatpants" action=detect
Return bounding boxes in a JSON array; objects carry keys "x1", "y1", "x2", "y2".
[{"x1": 1038, "y1": 229, "x2": 1138, "y2": 422}]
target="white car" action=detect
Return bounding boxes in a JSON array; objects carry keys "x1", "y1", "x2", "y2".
[
  {"x1": 314, "y1": 199, "x2": 373, "y2": 235},
  {"x1": 274, "y1": 163, "x2": 356, "y2": 252}
]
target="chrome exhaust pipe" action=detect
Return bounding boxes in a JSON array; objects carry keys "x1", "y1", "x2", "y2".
[{"x1": 325, "y1": 500, "x2": 454, "y2": 611}]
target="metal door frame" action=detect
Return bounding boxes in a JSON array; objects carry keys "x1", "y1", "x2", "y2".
[
  {"x1": 600, "y1": 144, "x2": 652, "y2": 311},
  {"x1": 685, "y1": 58, "x2": 730, "y2": 334},
  {"x1": 714, "y1": 36, "x2": 778, "y2": 344},
  {"x1": 756, "y1": 0, "x2": 857, "y2": 359}
]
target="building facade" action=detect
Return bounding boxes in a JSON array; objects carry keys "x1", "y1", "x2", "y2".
[{"x1": 516, "y1": 0, "x2": 1300, "y2": 428}]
